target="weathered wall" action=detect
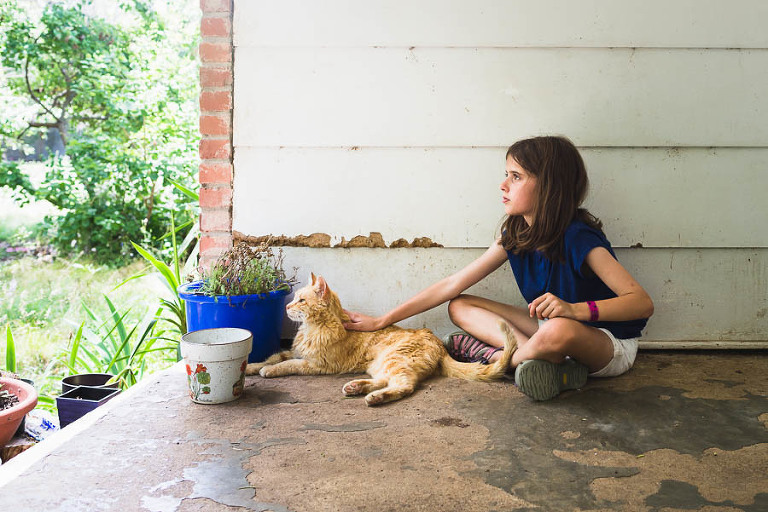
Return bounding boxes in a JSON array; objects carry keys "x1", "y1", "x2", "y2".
[{"x1": 226, "y1": 0, "x2": 768, "y2": 345}]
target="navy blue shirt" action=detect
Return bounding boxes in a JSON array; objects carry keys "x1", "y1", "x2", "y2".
[{"x1": 506, "y1": 220, "x2": 647, "y2": 339}]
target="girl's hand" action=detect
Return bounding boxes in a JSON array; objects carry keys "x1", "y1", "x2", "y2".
[
  {"x1": 343, "y1": 310, "x2": 386, "y2": 331},
  {"x1": 529, "y1": 293, "x2": 576, "y2": 320}
]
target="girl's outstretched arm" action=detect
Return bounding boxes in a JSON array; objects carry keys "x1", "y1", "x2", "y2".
[
  {"x1": 529, "y1": 247, "x2": 654, "y2": 322},
  {"x1": 344, "y1": 240, "x2": 509, "y2": 331}
]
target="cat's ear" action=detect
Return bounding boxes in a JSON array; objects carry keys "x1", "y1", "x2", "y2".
[
  {"x1": 309, "y1": 272, "x2": 317, "y2": 286},
  {"x1": 314, "y1": 275, "x2": 329, "y2": 298}
]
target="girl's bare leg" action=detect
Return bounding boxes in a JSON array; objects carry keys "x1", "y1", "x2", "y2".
[
  {"x1": 447, "y1": 294, "x2": 538, "y2": 349},
  {"x1": 511, "y1": 318, "x2": 614, "y2": 372},
  {"x1": 448, "y1": 294, "x2": 614, "y2": 372}
]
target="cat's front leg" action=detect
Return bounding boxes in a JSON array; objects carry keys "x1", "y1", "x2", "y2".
[
  {"x1": 260, "y1": 358, "x2": 326, "y2": 378},
  {"x1": 245, "y1": 350, "x2": 293, "y2": 375}
]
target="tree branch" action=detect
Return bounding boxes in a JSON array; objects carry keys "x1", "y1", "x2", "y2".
[
  {"x1": 28, "y1": 121, "x2": 59, "y2": 128},
  {"x1": 24, "y1": 48, "x2": 59, "y2": 122}
]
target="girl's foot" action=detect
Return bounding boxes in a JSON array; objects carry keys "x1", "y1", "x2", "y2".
[
  {"x1": 443, "y1": 331, "x2": 500, "y2": 364},
  {"x1": 514, "y1": 359, "x2": 589, "y2": 401}
]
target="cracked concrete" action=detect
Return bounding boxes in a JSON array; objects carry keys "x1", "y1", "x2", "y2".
[{"x1": 0, "y1": 351, "x2": 765, "y2": 511}]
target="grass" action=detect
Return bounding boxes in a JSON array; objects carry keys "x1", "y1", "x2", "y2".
[
  {"x1": 1, "y1": 171, "x2": 178, "y2": 402},
  {"x1": 1, "y1": 256, "x2": 172, "y2": 384}
]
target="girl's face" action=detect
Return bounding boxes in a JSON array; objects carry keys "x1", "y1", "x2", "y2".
[{"x1": 501, "y1": 156, "x2": 537, "y2": 225}]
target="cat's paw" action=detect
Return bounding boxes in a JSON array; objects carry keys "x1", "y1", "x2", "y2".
[
  {"x1": 342, "y1": 381, "x2": 364, "y2": 396},
  {"x1": 245, "y1": 363, "x2": 265, "y2": 376},
  {"x1": 259, "y1": 365, "x2": 275, "y2": 378},
  {"x1": 364, "y1": 393, "x2": 385, "y2": 406}
]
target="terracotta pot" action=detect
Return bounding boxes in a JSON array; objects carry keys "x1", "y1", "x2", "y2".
[{"x1": 0, "y1": 377, "x2": 38, "y2": 447}]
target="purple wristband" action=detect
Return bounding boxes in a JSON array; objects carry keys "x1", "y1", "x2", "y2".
[{"x1": 587, "y1": 301, "x2": 599, "y2": 322}]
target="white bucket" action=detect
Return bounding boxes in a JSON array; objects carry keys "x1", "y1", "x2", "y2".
[{"x1": 180, "y1": 328, "x2": 252, "y2": 404}]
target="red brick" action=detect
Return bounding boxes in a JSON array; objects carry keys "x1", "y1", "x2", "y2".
[
  {"x1": 200, "y1": 208, "x2": 232, "y2": 232},
  {"x1": 199, "y1": 253, "x2": 221, "y2": 270},
  {"x1": 199, "y1": 187, "x2": 232, "y2": 208},
  {"x1": 201, "y1": 17, "x2": 230, "y2": 37},
  {"x1": 199, "y1": 234, "x2": 232, "y2": 269},
  {"x1": 199, "y1": 91, "x2": 231, "y2": 112},
  {"x1": 199, "y1": 42, "x2": 231, "y2": 63},
  {"x1": 199, "y1": 138, "x2": 231, "y2": 160},
  {"x1": 199, "y1": 162, "x2": 232, "y2": 184},
  {"x1": 200, "y1": 234, "x2": 232, "y2": 253},
  {"x1": 200, "y1": 0, "x2": 231, "y2": 13},
  {"x1": 200, "y1": 66, "x2": 232, "y2": 87},
  {"x1": 200, "y1": 114, "x2": 230, "y2": 136}
]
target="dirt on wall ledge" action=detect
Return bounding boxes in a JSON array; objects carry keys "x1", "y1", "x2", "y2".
[{"x1": 233, "y1": 231, "x2": 443, "y2": 249}]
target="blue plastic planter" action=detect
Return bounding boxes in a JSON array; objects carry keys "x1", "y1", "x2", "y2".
[{"x1": 178, "y1": 281, "x2": 290, "y2": 363}]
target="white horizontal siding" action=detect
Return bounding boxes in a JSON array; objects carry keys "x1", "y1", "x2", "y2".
[
  {"x1": 236, "y1": 0, "x2": 768, "y2": 48},
  {"x1": 277, "y1": 247, "x2": 768, "y2": 342},
  {"x1": 232, "y1": 0, "x2": 768, "y2": 345},
  {"x1": 234, "y1": 47, "x2": 768, "y2": 148},
  {"x1": 233, "y1": 147, "x2": 768, "y2": 248}
]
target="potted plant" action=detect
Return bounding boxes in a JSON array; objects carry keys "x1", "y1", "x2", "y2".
[
  {"x1": 3, "y1": 325, "x2": 37, "y2": 437},
  {"x1": 178, "y1": 241, "x2": 296, "y2": 363},
  {"x1": 0, "y1": 376, "x2": 38, "y2": 447}
]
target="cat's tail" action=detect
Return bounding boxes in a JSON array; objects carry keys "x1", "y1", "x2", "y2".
[{"x1": 439, "y1": 321, "x2": 517, "y2": 382}]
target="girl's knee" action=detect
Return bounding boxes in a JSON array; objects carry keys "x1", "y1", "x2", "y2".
[
  {"x1": 447, "y1": 294, "x2": 472, "y2": 321},
  {"x1": 531, "y1": 318, "x2": 579, "y2": 353}
]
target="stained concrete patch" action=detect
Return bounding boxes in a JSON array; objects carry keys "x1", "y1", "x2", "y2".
[
  {"x1": 298, "y1": 422, "x2": 386, "y2": 432},
  {"x1": 142, "y1": 434, "x2": 304, "y2": 512},
  {"x1": 242, "y1": 377, "x2": 535, "y2": 511},
  {"x1": 646, "y1": 480, "x2": 768, "y2": 511},
  {"x1": 430, "y1": 416, "x2": 470, "y2": 428},
  {"x1": 2, "y1": 354, "x2": 766, "y2": 511},
  {"x1": 609, "y1": 352, "x2": 767, "y2": 401},
  {"x1": 453, "y1": 383, "x2": 768, "y2": 510},
  {"x1": 556, "y1": 444, "x2": 768, "y2": 510}
]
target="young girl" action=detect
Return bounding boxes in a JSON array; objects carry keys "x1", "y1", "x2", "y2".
[{"x1": 344, "y1": 135, "x2": 654, "y2": 401}]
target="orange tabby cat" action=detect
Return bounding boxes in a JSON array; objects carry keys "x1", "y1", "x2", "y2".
[{"x1": 246, "y1": 274, "x2": 517, "y2": 406}]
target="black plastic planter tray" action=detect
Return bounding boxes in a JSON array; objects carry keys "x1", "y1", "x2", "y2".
[{"x1": 56, "y1": 385, "x2": 121, "y2": 428}]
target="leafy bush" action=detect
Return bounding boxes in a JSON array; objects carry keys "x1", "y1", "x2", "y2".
[{"x1": 0, "y1": 0, "x2": 200, "y2": 265}]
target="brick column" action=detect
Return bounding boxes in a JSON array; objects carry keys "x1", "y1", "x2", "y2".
[{"x1": 198, "y1": 0, "x2": 234, "y2": 267}]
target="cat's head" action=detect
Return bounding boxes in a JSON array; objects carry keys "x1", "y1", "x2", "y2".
[{"x1": 286, "y1": 273, "x2": 349, "y2": 323}]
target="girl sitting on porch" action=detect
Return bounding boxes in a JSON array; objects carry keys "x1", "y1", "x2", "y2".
[{"x1": 343, "y1": 135, "x2": 654, "y2": 401}]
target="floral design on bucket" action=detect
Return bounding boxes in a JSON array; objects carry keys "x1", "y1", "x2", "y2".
[
  {"x1": 186, "y1": 363, "x2": 211, "y2": 401},
  {"x1": 232, "y1": 360, "x2": 246, "y2": 397}
]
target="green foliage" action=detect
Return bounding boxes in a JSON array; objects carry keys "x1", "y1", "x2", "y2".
[
  {"x1": 0, "y1": 0, "x2": 200, "y2": 265},
  {"x1": 125, "y1": 209, "x2": 200, "y2": 350},
  {"x1": 4, "y1": 323, "x2": 15, "y2": 373},
  {"x1": 199, "y1": 242, "x2": 297, "y2": 298},
  {"x1": 0, "y1": 255, "x2": 176, "y2": 411},
  {"x1": 64, "y1": 294, "x2": 176, "y2": 389}
]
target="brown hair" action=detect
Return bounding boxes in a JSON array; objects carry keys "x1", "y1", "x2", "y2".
[{"x1": 500, "y1": 135, "x2": 602, "y2": 261}]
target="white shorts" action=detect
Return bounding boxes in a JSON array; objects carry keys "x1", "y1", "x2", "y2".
[{"x1": 589, "y1": 328, "x2": 639, "y2": 378}]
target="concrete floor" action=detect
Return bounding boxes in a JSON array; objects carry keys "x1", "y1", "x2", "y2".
[{"x1": 0, "y1": 350, "x2": 766, "y2": 511}]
